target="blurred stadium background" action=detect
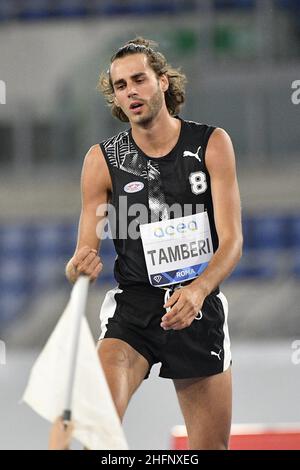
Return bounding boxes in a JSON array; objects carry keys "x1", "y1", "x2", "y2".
[{"x1": 0, "y1": 0, "x2": 300, "y2": 449}]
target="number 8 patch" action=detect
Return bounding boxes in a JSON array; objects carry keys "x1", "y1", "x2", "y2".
[{"x1": 189, "y1": 171, "x2": 208, "y2": 195}]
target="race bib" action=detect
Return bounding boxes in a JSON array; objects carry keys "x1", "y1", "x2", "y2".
[{"x1": 140, "y1": 212, "x2": 213, "y2": 287}]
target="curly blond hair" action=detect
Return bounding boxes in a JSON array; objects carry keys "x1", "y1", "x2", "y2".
[{"x1": 98, "y1": 37, "x2": 187, "y2": 122}]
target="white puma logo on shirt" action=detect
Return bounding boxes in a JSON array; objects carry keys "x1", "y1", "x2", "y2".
[
  {"x1": 210, "y1": 349, "x2": 222, "y2": 361},
  {"x1": 183, "y1": 146, "x2": 202, "y2": 163}
]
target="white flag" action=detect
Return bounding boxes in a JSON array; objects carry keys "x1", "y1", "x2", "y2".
[{"x1": 22, "y1": 277, "x2": 128, "y2": 450}]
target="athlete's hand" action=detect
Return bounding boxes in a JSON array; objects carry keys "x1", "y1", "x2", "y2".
[
  {"x1": 69, "y1": 246, "x2": 103, "y2": 283},
  {"x1": 161, "y1": 284, "x2": 205, "y2": 330}
]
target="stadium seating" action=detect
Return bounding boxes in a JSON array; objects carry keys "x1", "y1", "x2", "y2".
[{"x1": 1, "y1": 0, "x2": 298, "y2": 23}]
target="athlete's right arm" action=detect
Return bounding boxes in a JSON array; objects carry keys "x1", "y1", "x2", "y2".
[{"x1": 65, "y1": 144, "x2": 112, "y2": 284}]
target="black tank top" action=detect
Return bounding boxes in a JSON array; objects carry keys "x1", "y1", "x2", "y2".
[{"x1": 100, "y1": 117, "x2": 218, "y2": 291}]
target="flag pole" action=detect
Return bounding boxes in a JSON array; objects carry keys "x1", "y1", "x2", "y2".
[{"x1": 62, "y1": 275, "x2": 90, "y2": 426}]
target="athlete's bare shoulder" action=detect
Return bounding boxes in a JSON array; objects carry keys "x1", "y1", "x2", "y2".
[
  {"x1": 206, "y1": 127, "x2": 233, "y2": 152},
  {"x1": 82, "y1": 144, "x2": 112, "y2": 193},
  {"x1": 205, "y1": 127, "x2": 236, "y2": 172}
]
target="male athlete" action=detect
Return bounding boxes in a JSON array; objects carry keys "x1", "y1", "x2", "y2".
[{"x1": 65, "y1": 37, "x2": 243, "y2": 450}]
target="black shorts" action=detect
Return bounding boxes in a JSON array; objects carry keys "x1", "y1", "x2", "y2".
[{"x1": 98, "y1": 283, "x2": 231, "y2": 380}]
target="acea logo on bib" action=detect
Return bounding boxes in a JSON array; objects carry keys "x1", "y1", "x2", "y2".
[
  {"x1": 153, "y1": 219, "x2": 198, "y2": 238},
  {"x1": 124, "y1": 181, "x2": 144, "y2": 193}
]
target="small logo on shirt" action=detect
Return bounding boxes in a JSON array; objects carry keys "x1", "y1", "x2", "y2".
[
  {"x1": 183, "y1": 146, "x2": 202, "y2": 163},
  {"x1": 195, "y1": 310, "x2": 203, "y2": 321},
  {"x1": 210, "y1": 349, "x2": 222, "y2": 361},
  {"x1": 124, "y1": 181, "x2": 144, "y2": 193}
]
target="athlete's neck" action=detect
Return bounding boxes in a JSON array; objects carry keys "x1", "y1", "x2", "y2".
[{"x1": 131, "y1": 112, "x2": 181, "y2": 158}]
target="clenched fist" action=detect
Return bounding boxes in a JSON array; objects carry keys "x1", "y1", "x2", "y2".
[{"x1": 66, "y1": 246, "x2": 103, "y2": 284}]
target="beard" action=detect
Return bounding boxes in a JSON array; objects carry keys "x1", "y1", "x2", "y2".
[{"x1": 131, "y1": 83, "x2": 164, "y2": 127}]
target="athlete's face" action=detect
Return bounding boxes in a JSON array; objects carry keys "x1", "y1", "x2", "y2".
[{"x1": 110, "y1": 53, "x2": 169, "y2": 126}]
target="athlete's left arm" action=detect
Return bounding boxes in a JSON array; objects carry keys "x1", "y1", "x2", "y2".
[
  {"x1": 161, "y1": 128, "x2": 243, "y2": 331},
  {"x1": 192, "y1": 128, "x2": 243, "y2": 293}
]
